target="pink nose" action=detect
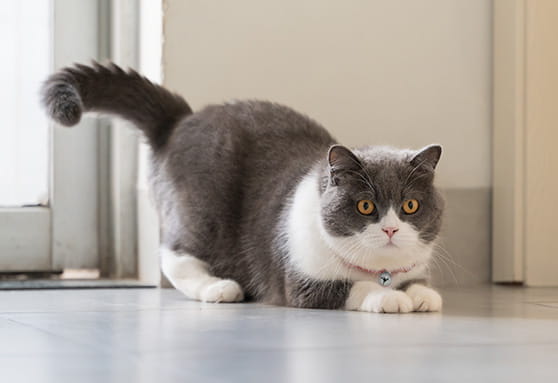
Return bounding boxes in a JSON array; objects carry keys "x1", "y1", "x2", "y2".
[{"x1": 382, "y1": 227, "x2": 399, "y2": 238}]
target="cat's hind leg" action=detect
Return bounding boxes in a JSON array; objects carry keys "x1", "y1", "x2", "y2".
[{"x1": 160, "y1": 248, "x2": 244, "y2": 303}]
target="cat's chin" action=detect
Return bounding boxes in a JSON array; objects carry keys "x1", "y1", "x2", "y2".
[
  {"x1": 382, "y1": 242, "x2": 398, "y2": 249},
  {"x1": 370, "y1": 243, "x2": 410, "y2": 253}
]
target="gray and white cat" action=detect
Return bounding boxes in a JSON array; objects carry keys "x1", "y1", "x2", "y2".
[{"x1": 42, "y1": 62, "x2": 444, "y2": 313}]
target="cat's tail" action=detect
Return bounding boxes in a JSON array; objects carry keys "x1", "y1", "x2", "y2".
[{"x1": 41, "y1": 61, "x2": 192, "y2": 149}]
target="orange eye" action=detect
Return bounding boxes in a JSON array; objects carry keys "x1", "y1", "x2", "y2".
[
  {"x1": 357, "y1": 200, "x2": 375, "y2": 215},
  {"x1": 402, "y1": 199, "x2": 419, "y2": 214}
]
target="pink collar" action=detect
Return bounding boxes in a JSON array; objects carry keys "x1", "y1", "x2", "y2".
[{"x1": 342, "y1": 260, "x2": 417, "y2": 276}]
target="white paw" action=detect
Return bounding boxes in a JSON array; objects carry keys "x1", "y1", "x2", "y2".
[
  {"x1": 406, "y1": 284, "x2": 442, "y2": 312},
  {"x1": 360, "y1": 290, "x2": 414, "y2": 313},
  {"x1": 200, "y1": 279, "x2": 244, "y2": 303}
]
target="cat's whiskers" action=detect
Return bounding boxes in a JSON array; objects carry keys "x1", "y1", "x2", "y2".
[
  {"x1": 332, "y1": 238, "x2": 367, "y2": 280},
  {"x1": 415, "y1": 241, "x2": 460, "y2": 285},
  {"x1": 430, "y1": 242, "x2": 475, "y2": 282},
  {"x1": 431, "y1": 252, "x2": 459, "y2": 285},
  {"x1": 311, "y1": 234, "x2": 359, "y2": 278},
  {"x1": 427, "y1": 253, "x2": 445, "y2": 280},
  {"x1": 341, "y1": 238, "x2": 377, "y2": 272},
  {"x1": 424, "y1": 261, "x2": 447, "y2": 288}
]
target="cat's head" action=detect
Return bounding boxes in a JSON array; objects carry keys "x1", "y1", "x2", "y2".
[{"x1": 318, "y1": 144, "x2": 444, "y2": 275}]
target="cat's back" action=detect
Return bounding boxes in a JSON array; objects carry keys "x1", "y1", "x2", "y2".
[
  {"x1": 176, "y1": 100, "x2": 333, "y2": 146},
  {"x1": 160, "y1": 100, "x2": 336, "y2": 181}
]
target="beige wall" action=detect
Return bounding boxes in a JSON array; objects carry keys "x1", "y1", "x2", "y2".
[
  {"x1": 163, "y1": 0, "x2": 492, "y2": 190},
  {"x1": 160, "y1": 0, "x2": 493, "y2": 285}
]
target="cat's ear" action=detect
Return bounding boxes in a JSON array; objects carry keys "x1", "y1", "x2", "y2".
[
  {"x1": 327, "y1": 145, "x2": 362, "y2": 185},
  {"x1": 410, "y1": 144, "x2": 442, "y2": 172}
]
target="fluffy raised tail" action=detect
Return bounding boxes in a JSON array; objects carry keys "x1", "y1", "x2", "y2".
[{"x1": 41, "y1": 61, "x2": 192, "y2": 149}]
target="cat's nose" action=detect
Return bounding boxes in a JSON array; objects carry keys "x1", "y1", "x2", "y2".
[{"x1": 382, "y1": 227, "x2": 399, "y2": 238}]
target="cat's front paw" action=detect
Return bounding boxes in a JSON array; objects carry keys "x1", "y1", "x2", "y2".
[
  {"x1": 406, "y1": 284, "x2": 442, "y2": 312},
  {"x1": 200, "y1": 279, "x2": 244, "y2": 303},
  {"x1": 360, "y1": 290, "x2": 414, "y2": 313}
]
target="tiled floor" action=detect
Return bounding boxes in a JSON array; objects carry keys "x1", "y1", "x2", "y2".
[{"x1": 1, "y1": 286, "x2": 557, "y2": 382}]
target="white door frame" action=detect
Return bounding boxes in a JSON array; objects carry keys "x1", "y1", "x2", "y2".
[
  {"x1": 106, "y1": 0, "x2": 140, "y2": 278},
  {"x1": 51, "y1": 0, "x2": 102, "y2": 270},
  {"x1": 492, "y1": 0, "x2": 558, "y2": 286},
  {"x1": 492, "y1": 0, "x2": 525, "y2": 283},
  {"x1": 137, "y1": 0, "x2": 162, "y2": 285}
]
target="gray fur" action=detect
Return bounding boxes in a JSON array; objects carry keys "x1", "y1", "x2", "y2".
[
  {"x1": 42, "y1": 62, "x2": 444, "y2": 309},
  {"x1": 41, "y1": 61, "x2": 191, "y2": 148}
]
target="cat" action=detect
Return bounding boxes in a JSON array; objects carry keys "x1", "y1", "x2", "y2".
[{"x1": 42, "y1": 62, "x2": 444, "y2": 313}]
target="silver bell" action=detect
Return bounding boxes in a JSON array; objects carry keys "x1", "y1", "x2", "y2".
[{"x1": 378, "y1": 271, "x2": 392, "y2": 287}]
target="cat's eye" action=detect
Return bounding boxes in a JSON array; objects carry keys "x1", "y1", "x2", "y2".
[
  {"x1": 357, "y1": 200, "x2": 375, "y2": 215},
  {"x1": 402, "y1": 199, "x2": 419, "y2": 214}
]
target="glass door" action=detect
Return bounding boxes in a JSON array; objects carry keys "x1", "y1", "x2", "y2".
[
  {"x1": 0, "y1": 0, "x2": 51, "y2": 270},
  {"x1": 0, "y1": 0, "x2": 103, "y2": 272}
]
